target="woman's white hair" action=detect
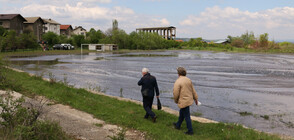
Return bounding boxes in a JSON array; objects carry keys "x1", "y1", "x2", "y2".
[{"x1": 142, "y1": 68, "x2": 149, "y2": 73}]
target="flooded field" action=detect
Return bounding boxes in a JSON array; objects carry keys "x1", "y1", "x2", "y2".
[{"x1": 9, "y1": 50, "x2": 294, "y2": 137}]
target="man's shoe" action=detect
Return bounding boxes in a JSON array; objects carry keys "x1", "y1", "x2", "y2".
[
  {"x1": 185, "y1": 131, "x2": 194, "y2": 135},
  {"x1": 173, "y1": 122, "x2": 180, "y2": 130},
  {"x1": 152, "y1": 116, "x2": 157, "y2": 123}
]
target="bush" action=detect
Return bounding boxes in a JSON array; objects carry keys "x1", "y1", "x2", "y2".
[
  {"x1": 259, "y1": 33, "x2": 269, "y2": 48},
  {"x1": 15, "y1": 120, "x2": 70, "y2": 140},
  {"x1": 231, "y1": 39, "x2": 244, "y2": 48},
  {"x1": 0, "y1": 57, "x2": 8, "y2": 89},
  {"x1": 19, "y1": 32, "x2": 40, "y2": 50},
  {"x1": 0, "y1": 91, "x2": 71, "y2": 140},
  {"x1": 42, "y1": 32, "x2": 60, "y2": 47}
]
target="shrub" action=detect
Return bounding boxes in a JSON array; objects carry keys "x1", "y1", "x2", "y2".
[
  {"x1": 259, "y1": 33, "x2": 269, "y2": 48},
  {"x1": 231, "y1": 39, "x2": 244, "y2": 48},
  {"x1": 0, "y1": 91, "x2": 71, "y2": 140}
]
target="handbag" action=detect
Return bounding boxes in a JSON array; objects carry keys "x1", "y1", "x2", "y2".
[{"x1": 157, "y1": 98, "x2": 162, "y2": 110}]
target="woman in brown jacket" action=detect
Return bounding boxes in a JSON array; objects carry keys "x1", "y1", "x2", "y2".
[{"x1": 173, "y1": 67, "x2": 198, "y2": 135}]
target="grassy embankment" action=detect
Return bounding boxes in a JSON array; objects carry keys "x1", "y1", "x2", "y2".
[{"x1": 0, "y1": 66, "x2": 281, "y2": 140}]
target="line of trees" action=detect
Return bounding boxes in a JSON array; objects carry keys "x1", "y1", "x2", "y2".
[
  {"x1": 183, "y1": 31, "x2": 291, "y2": 51},
  {"x1": 42, "y1": 27, "x2": 180, "y2": 50},
  {"x1": 1, "y1": 26, "x2": 180, "y2": 52},
  {"x1": 227, "y1": 31, "x2": 280, "y2": 49},
  {"x1": 0, "y1": 27, "x2": 180, "y2": 52}
]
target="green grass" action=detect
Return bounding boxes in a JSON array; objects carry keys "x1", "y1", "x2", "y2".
[
  {"x1": 0, "y1": 49, "x2": 95, "y2": 58},
  {"x1": 239, "y1": 111, "x2": 253, "y2": 116},
  {"x1": 1, "y1": 67, "x2": 282, "y2": 140},
  {"x1": 116, "y1": 54, "x2": 177, "y2": 57},
  {"x1": 183, "y1": 46, "x2": 294, "y2": 54}
]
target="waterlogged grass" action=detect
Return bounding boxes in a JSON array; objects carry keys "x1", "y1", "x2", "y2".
[
  {"x1": 1, "y1": 68, "x2": 281, "y2": 140},
  {"x1": 239, "y1": 111, "x2": 253, "y2": 116},
  {"x1": 184, "y1": 46, "x2": 294, "y2": 54},
  {"x1": 8, "y1": 58, "x2": 68, "y2": 66},
  {"x1": 0, "y1": 49, "x2": 94, "y2": 58},
  {"x1": 94, "y1": 57, "x2": 105, "y2": 60},
  {"x1": 117, "y1": 54, "x2": 177, "y2": 57}
]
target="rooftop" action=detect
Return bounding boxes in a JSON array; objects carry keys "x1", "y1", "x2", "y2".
[
  {"x1": 43, "y1": 18, "x2": 60, "y2": 25},
  {"x1": 60, "y1": 25, "x2": 72, "y2": 30},
  {"x1": 24, "y1": 17, "x2": 44, "y2": 24},
  {"x1": 0, "y1": 14, "x2": 26, "y2": 21}
]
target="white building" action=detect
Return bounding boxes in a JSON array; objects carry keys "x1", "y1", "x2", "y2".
[
  {"x1": 43, "y1": 18, "x2": 60, "y2": 35},
  {"x1": 73, "y1": 26, "x2": 87, "y2": 36}
]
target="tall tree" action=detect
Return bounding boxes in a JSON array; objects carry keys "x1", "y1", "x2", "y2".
[{"x1": 42, "y1": 32, "x2": 59, "y2": 46}]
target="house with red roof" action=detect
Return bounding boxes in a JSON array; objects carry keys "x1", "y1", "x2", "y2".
[
  {"x1": 60, "y1": 25, "x2": 73, "y2": 38},
  {"x1": 0, "y1": 14, "x2": 27, "y2": 35}
]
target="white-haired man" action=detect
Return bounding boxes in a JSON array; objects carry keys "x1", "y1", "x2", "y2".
[{"x1": 138, "y1": 68, "x2": 160, "y2": 123}]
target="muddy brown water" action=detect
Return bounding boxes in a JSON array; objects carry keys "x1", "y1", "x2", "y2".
[{"x1": 9, "y1": 50, "x2": 294, "y2": 137}]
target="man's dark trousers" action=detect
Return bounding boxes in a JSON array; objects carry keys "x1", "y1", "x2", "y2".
[
  {"x1": 175, "y1": 106, "x2": 193, "y2": 133},
  {"x1": 143, "y1": 96, "x2": 155, "y2": 118}
]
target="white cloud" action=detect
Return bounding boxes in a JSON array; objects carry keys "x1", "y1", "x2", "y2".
[
  {"x1": 83, "y1": 0, "x2": 112, "y2": 3},
  {"x1": 20, "y1": 2, "x2": 115, "y2": 20},
  {"x1": 151, "y1": 18, "x2": 170, "y2": 26},
  {"x1": 179, "y1": 6, "x2": 294, "y2": 39},
  {"x1": 160, "y1": 18, "x2": 170, "y2": 26},
  {"x1": 16, "y1": 1, "x2": 170, "y2": 34}
]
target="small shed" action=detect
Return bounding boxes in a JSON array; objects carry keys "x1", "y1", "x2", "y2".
[{"x1": 87, "y1": 44, "x2": 118, "y2": 51}]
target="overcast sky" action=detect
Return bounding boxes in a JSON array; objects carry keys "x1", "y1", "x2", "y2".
[{"x1": 1, "y1": 0, "x2": 294, "y2": 40}]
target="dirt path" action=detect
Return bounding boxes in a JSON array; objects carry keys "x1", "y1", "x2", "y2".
[{"x1": 0, "y1": 90, "x2": 145, "y2": 140}]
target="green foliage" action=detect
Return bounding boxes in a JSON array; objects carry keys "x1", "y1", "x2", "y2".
[
  {"x1": 0, "y1": 91, "x2": 25, "y2": 128},
  {"x1": 126, "y1": 31, "x2": 178, "y2": 50},
  {"x1": 0, "y1": 26, "x2": 7, "y2": 37},
  {"x1": 42, "y1": 31, "x2": 60, "y2": 47},
  {"x1": 278, "y1": 41, "x2": 292, "y2": 46},
  {"x1": 0, "y1": 57, "x2": 8, "y2": 89},
  {"x1": 241, "y1": 31, "x2": 255, "y2": 46},
  {"x1": 86, "y1": 28, "x2": 104, "y2": 44},
  {"x1": 0, "y1": 30, "x2": 19, "y2": 51},
  {"x1": 19, "y1": 32, "x2": 40, "y2": 49},
  {"x1": 231, "y1": 39, "x2": 244, "y2": 48},
  {"x1": 108, "y1": 128, "x2": 126, "y2": 140},
  {"x1": 0, "y1": 91, "x2": 71, "y2": 140},
  {"x1": 72, "y1": 34, "x2": 86, "y2": 48},
  {"x1": 59, "y1": 35, "x2": 69, "y2": 44},
  {"x1": 2, "y1": 25, "x2": 180, "y2": 51},
  {"x1": 227, "y1": 31, "x2": 255, "y2": 48},
  {"x1": 227, "y1": 32, "x2": 287, "y2": 51},
  {"x1": 259, "y1": 33, "x2": 269, "y2": 48},
  {"x1": 260, "y1": 115, "x2": 269, "y2": 120},
  {"x1": 109, "y1": 29, "x2": 130, "y2": 49},
  {"x1": 187, "y1": 38, "x2": 204, "y2": 47}
]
